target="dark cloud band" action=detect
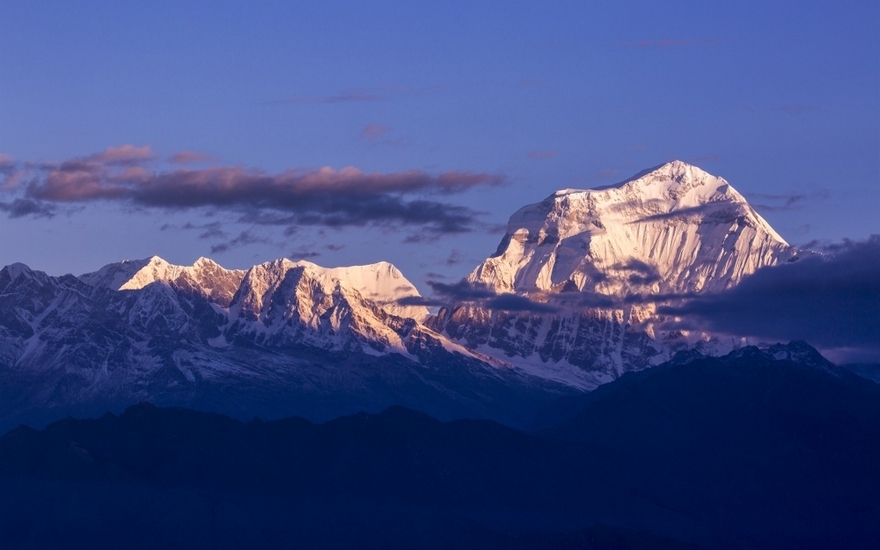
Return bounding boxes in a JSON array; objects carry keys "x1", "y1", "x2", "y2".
[
  {"x1": 399, "y1": 279, "x2": 559, "y2": 313},
  {"x1": 2, "y1": 146, "x2": 504, "y2": 234},
  {"x1": 659, "y1": 236, "x2": 880, "y2": 350}
]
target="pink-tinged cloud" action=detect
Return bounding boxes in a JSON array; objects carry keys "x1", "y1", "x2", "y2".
[
  {"x1": 15, "y1": 147, "x2": 505, "y2": 233},
  {"x1": 90, "y1": 145, "x2": 153, "y2": 164},
  {"x1": 360, "y1": 124, "x2": 392, "y2": 139},
  {"x1": 0, "y1": 154, "x2": 19, "y2": 189},
  {"x1": 169, "y1": 150, "x2": 213, "y2": 164},
  {"x1": 111, "y1": 165, "x2": 152, "y2": 183},
  {"x1": 527, "y1": 150, "x2": 558, "y2": 160}
]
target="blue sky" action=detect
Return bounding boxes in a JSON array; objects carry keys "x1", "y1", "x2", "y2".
[{"x1": 1, "y1": 0, "x2": 877, "y2": 288}]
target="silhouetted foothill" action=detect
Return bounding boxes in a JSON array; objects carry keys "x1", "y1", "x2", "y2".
[{"x1": 0, "y1": 342, "x2": 877, "y2": 549}]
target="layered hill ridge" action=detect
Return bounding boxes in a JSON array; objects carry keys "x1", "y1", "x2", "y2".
[
  {"x1": 1, "y1": 342, "x2": 876, "y2": 550},
  {"x1": 431, "y1": 161, "x2": 798, "y2": 387}
]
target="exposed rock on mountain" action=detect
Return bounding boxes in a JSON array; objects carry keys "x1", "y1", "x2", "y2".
[
  {"x1": 0, "y1": 161, "x2": 812, "y2": 427},
  {"x1": 430, "y1": 161, "x2": 798, "y2": 387},
  {"x1": 0, "y1": 258, "x2": 563, "y2": 432}
]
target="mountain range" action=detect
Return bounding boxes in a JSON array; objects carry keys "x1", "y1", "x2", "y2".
[{"x1": 0, "y1": 161, "x2": 854, "y2": 430}]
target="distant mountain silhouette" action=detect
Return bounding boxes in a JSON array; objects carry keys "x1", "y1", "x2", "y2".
[
  {"x1": 0, "y1": 342, "x2": 877, "y2": 549},
  {"x1": 843, "y1": 363, "x2": 880, "y2": 383}
]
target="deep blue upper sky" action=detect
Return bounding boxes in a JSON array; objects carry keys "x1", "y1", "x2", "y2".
[{"x1": 1, "y1": 1, "x2": 877, "y2": 288}]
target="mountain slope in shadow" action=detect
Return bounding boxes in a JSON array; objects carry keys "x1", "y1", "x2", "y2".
[{"x1": 0, "y1": 342, "x2": 877, "y2": 549}]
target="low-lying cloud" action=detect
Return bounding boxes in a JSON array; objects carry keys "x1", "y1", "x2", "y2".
[
  {"x1": 1, "y1": 146, "x2": 504, "y2": 234},
  {"x1": 611, "y1": 259, "x2": 662, "y2": 285},
  {"x1": 747, "y1": 190, "x2": 830, "y2": 212},
  {"x1": 399, "y1": 279, "x2": 559, "y2": 313},
  {"x1": 660, "y1": 236, "x2": 880, "y2": 352},
  {"x1": 405, "y1": 237, "x2": 879, "y2": 359}
]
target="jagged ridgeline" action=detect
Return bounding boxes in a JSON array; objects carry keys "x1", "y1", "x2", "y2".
[
  {"x1": 0, "y1": 162, "x2": 804, "y2": 428},
  {"x1": 431, "y1": 160, "x2": 796, "y2": 387}
]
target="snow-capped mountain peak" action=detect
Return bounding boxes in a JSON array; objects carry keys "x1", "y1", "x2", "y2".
[
  {"x1": 291, "y1": 260, "x2": 429, "y2": 321},
  {"x1": 470, "y1": 161, "x2": 792, "y2": 296},
  {"x1": 0, "y1": 161, "x2": 811, "y2": 412},
  {"x1": 429, "y1": 162, "x2": 799, "y2": 389},
  {"x1": 1, "y1": 262, "x2": 38, "y2": 283},
  {"x1": 79, "y1": 256, "x2": 246, "y2": 307},
  {"x1": 229, "y1": 259, "x2": 429, "y2": 324}
]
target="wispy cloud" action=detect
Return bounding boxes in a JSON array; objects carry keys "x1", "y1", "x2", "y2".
[
  {"x1": 210, "y1": 230, "x2": 269, "y2": 254},
  {"x1": 89, "y1": 145, "x2": 154, "y2": 164},
  {"x1": 0, "y1": 154, "x2": 15, "y2": 170},
  {"x1": 192, "y1": 221, "x2": 227, "y2": 240},
  {"x1": 399, "y1": 279, "x2": 559, "y2": 313},
  {"x1": 594, "y1": 169, "x2": 619, "y2": 179},
  {"x1": 527, "y1": 150, "x2": 558, "y2": 160},
  {"x1": 3, "y1": 146, "x2": 504, "y2": 235},
  {"x1": 660, "y1": 236, "x2": 880, "y2": 354},
  {"x1": 360, "y1": 124, "x2": 392, "y2": 139},
  {"x1": 444, "y1": 250, "x2": 464, "y2": 266},
  {"x1": 288, "y1": 247, "x2": 321, "y2": 260},
  {"x1": 169, "y1": 151, "x2": 214, "y2": 164},
  {"x1": 746, "y1": 190, "x2": 830, "y2": 212},
  {"x1": 611, "y1": 259, "x2": 662, "y2": 285},
  {"x1": 0, "y1": 154, "x2": 24, "y2": 190},
  {"x1": 0, "y1": 198, "x2": 55, "y2": 219}
]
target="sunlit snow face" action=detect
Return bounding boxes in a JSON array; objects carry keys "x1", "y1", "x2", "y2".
[{"x1": 472, "y1": 161, "x2": 791, "y2": 296}]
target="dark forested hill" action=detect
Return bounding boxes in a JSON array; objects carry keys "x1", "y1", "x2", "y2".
[{"x1": 0, "y1": 343, "x2": 878, "y2": 549}]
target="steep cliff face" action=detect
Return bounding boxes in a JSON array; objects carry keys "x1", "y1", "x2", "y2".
[
  {"x1": 431, "y1": 161, "x2": 797, "y2": 387},
  {"x1": 223, "y1": 258, "x2": 446, "y2": 357},
  {"x1": 472, "y1": 160, "x2": 790, "y2": 295}
]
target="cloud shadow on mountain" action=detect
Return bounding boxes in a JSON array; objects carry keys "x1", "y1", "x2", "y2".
[{"x1": 660, "y1": 235, "x2": 880, "y2": 359}]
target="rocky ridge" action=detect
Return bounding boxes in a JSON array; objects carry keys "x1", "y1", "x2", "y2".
[{"x1": 429, "y1": 161, "x2": 798, "y2": 387}]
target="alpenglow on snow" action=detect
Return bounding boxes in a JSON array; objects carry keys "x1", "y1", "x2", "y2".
[{"x1": 0, "y1": 161, "x2": 797, "y2": 427}]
